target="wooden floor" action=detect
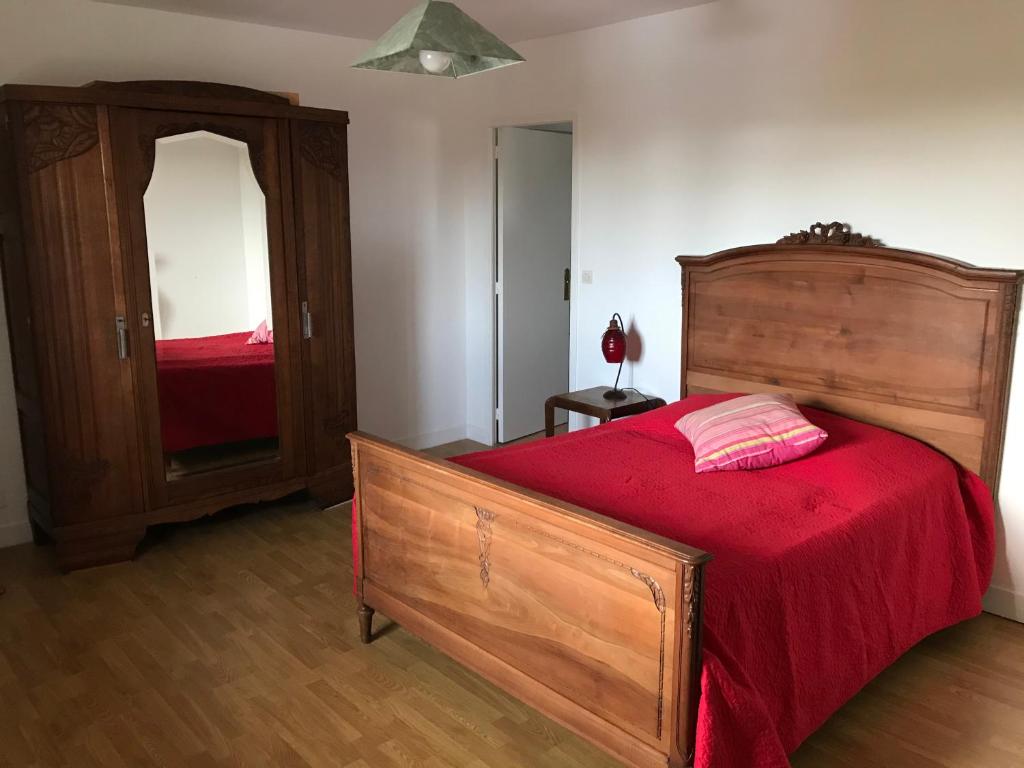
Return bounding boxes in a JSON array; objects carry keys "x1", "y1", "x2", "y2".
[{"x1": 1, "y1": 493, "x2": 1023, "y2": 767}]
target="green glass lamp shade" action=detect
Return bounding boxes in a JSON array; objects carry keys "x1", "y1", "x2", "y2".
[{"x1": 352, "y1": 0, "x2": 525, "y2": 78}]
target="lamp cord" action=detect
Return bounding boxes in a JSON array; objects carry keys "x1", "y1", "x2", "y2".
[
  {"x1": 621, "y1": 387, "x2": 651, "y2": 402},
  {"x1": 611, "y1": 312, "x2": 626, "y2": 393}
]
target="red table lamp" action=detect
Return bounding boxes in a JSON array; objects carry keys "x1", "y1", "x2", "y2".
[{"x1": 601, "y1": 313, "x2": 628, "y2": 401}]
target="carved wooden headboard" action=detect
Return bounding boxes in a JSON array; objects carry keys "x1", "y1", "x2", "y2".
[{"x1": 677, "y1": 223, "x2": 1023, "y2": 492}]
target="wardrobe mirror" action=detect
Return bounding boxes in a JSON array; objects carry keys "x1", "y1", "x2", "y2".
[{"x1": 143, "y1": 130, "x2": 279, "y2": 478}]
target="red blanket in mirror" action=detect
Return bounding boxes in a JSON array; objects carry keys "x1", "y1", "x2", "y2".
[{"x1": 155, "y1": 332, "x2": 278, "y2": 453}]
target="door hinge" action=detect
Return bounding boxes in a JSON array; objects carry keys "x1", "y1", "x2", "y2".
[
  {"x1": 493, "y1": 144, "x2": 500, "y2": 160},
  {"x1": 494, "y1": 281, "x2": 502, "y2": 296},
  {"x1": 115, "y1": 316, "x2": 129, "y2": 360},
  {"x1": 301, "y1": 301, "x2": 313, "y2": 339},
  {"x1": 494, "y1": 407, "x2": 502, "y2": 421}
]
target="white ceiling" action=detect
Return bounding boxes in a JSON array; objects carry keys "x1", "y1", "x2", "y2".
[{"x1": 94, "y1": 0, "x2": 712, "y2": 44}]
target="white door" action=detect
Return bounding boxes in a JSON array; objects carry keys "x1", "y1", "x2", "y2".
[{"x1": 497, "y1": 126, "x2": 572, "y2": 443}]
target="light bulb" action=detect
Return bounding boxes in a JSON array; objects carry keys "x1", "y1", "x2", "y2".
[{"x1": 419, "y1": 50, "x2": 453, "y2": 75}]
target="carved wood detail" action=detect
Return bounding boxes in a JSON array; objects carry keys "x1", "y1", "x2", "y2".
[
  {"x1": 683, "y1": 566, "x2": 701, "y2": 640},
  {"x1": 629, "y1": 567, "x2": 667, "y2": 612},
  {"x1": 672, "y1": 564, "x2": 703, "y2": 767},
  {"x1": 777, "y1": 221, "x2": 883, "y2": 247},
  {"x1": 630, "y1": 566, "x2": 669, "y2": 737},
  {"x1": 475, "y1": 507, "x2": 496, "y2": 588},
  {"x1": 298, "y1": 122, "x2": 347, "y2": 181},
  {"x1": 138, "y1": 122, "x2": 266, "y2": 192},
  {"x1": 22, "y1": 104, "x2": 99, "y2": 173}
]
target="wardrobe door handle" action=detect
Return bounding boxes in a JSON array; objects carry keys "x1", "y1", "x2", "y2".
[
  {"x1": 115, "y1": 316, "x2": 129, "y2": 360},
  {"x1": 302, "y1": 301, "x2": 313, "y2": 339}
]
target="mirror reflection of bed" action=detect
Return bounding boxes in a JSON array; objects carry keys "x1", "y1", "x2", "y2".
[{"x1": 143, "y1": 130, "x2": 279, "y2": 478}]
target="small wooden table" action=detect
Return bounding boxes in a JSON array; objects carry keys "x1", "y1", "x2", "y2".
[{"x1": 544, "y1": 387, "x2": 666, "y2": 437}]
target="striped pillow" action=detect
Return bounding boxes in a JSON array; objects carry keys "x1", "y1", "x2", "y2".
[{"x1": 675, "y1": 393, "x2": 828, "y2": 472}]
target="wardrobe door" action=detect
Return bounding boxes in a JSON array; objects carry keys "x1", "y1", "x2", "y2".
[
  {"x1": 291, "y1": 119, "x2": 356, "y2": 502},
  {"x1": 110, "y1": 108, "x2": 305, "y2": 511},
  {"x1": 3, "y1": 101, "x2": 144, "y2": 566}
]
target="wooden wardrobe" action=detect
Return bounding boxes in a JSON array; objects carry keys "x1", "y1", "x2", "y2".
[{"x1": 0, "y1": 81, "x2": 356, "y2": 570}]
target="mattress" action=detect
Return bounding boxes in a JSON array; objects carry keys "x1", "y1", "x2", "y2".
[{"x1": 451, "y1": 394, "x2": 994, "y2": 768}]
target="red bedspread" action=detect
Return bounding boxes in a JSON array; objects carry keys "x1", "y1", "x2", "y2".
[
  {"x1": 155, "y1": 332, "x2": 278, "y2": 453},
  {"x1": 451, "y1": 395, "x2": 994, "y2": 768}
]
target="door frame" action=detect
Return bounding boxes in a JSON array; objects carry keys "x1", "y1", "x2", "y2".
[{"x1": 490, "y1": 116, "x2": 580, "y2": 445}]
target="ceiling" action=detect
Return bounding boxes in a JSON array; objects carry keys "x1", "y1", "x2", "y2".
[{"x1": 94, "y1": 0, "x2": 712, "y2": 43}]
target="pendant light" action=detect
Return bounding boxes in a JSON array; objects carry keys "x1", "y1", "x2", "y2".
[{"x1": 352, "y1": 0, "x2": 525, "y2": 78}]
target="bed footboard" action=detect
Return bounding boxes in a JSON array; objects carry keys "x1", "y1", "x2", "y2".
[{"x1": 348, "y1": 432, "x2": 712, "y2": 768}]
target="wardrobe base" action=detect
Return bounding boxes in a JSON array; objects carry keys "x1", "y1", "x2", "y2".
[
  {"x1": 55, "y1": 526, "x2": 146, "y2": 572},
  {"x1": 308, "y1": 465, "x2": 355, "y2": 507},
  {"x1": 40, "y1": 468, "x2": 354, "y2": 571}
]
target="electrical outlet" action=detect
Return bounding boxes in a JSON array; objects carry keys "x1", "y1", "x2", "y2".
[{"x1": 582, "y1": 270, "x2": 593, "y2": 284}]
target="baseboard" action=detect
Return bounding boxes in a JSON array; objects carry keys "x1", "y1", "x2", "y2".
[
  {"x1": 0, "y1": 515, "x2": 32, "y2": 548},
  {"x1": 465, "y1": 423, "x2": 494, "y2": 446},
  {"x1": 983, "y1": 585, "x2": 1024, "y2": 623},
  {"x1": 398, "y1": 426, "x2": 471, "y2": 452}
]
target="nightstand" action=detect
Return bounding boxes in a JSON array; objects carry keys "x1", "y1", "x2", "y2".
[{"x1": 544, "y1": 387, "x2": 666, "y2": 437}]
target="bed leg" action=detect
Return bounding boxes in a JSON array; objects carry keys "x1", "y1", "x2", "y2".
[{"x1": 357, "y1": 603, "x2": 375, "y2": 644}]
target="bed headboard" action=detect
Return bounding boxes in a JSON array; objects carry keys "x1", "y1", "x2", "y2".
[{"x1": 677, "y1": 222, "x2": 1022, "y2": 492}]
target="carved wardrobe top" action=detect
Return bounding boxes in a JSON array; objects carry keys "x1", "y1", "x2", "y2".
[{"x1": 0, "y1": 80, "x2": 349, "y2": 125}]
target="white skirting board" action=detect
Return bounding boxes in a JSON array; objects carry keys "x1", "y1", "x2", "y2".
[
  {"x1": 983, "y1": 585, "x2": 1024, "y2": 624},
  {"x1": 0, "y1": 517, "x2": 32, "y2": 549},
  {"x1": 465, "y1": 423, "x2": 494, "y2": 446}
]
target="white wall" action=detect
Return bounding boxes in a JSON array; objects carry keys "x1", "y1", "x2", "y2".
[
  {"x1": 0, "y1": 0, "x2": 472, "y2": 543},
  {"x1": 451, "y1": 0, "x2": 1024, "y2": 620},
  {"x1": 145, "y1": 132, "x2": 259, "y2": 339}
]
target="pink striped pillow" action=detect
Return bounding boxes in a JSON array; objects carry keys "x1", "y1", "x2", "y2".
[{"x1": 675, "y1": 393, "x2": 828, "y2": 472}]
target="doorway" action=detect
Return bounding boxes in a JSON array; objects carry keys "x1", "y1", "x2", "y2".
[{"x1": 494, "y1": 122, "x2": 573, "y2": 444}]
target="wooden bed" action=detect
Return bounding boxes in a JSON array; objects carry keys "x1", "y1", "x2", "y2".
[{"x1": 347, "y1": 223, "x2": 1022, "y2": 768}]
